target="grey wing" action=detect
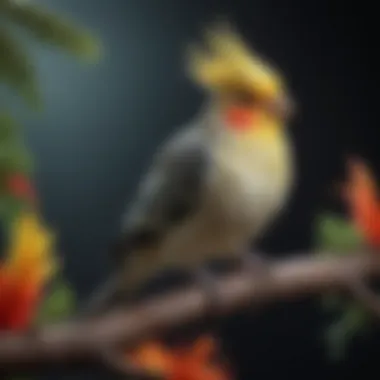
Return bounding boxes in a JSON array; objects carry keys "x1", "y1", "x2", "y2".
[{"x1": 112, "y1": 127, "x2": 209, "y2": 263}]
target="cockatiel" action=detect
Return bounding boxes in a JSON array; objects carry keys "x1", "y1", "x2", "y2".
[{"x1": 85, "y1": 22, "x2": 296, "y2": 315}]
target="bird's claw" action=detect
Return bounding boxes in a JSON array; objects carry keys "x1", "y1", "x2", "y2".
[{"x1": 191, "y1": 253, "x2": 271, "y2": 322}]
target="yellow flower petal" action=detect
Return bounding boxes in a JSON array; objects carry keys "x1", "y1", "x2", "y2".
[{"x1": 5, "y1": 211, "x2": 56, "y2": 284}]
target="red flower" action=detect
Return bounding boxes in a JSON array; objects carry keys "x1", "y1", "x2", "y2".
[
  {"x1": 0, "y1": 269, "x2": 40, "y2": 330},
  {"x1": 342, "y1": 157, "x2": 380, "y2": 248},
  {"x1": 6, "y1": 173, "x2": 36, "y2": 204},
  {"x1": 128, "y1": 336, "x2": 232, "y2": 380},
  {"x1": 0, "y1": 212, "x2": 56, "y2": 331}
]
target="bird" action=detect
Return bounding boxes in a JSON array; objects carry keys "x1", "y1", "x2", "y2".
[{"x1": 83, "y1": 21, "x2": 296, "y2": 316}]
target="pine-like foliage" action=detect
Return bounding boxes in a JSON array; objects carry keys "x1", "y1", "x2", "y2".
[
  {"x1": 0, "y1": 0, "x2": 101, "y2": 214},
  {"x1": 0, "y1": 0, "x2": 101, "y2": 107},
  {"x1": 0, "y1": 2, "x2": 93, "y2": 347}
]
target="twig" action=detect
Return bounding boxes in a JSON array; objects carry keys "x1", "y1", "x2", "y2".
[{"x1": 1, "y1": 252, "x2": 380, "y2": 374}]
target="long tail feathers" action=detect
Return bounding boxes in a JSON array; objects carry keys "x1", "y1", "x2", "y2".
[{"x1": 80, "y1": 251, "x2": 165, "y2": 318}]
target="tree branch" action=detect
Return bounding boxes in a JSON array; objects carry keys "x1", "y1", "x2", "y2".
[{"x1": 1, "y1": 252, "x2": 380, "y2": 374}]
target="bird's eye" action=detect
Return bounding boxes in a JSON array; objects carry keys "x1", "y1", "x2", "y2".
[{"x1": 232, "y1": 90, "x2": 256, "y2": 106}]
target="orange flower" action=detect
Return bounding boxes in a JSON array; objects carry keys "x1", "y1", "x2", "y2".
[
  {"x1": 0, "y1": 212, "x2": 56, "y2": 330},
  {"x1": 128, "y1": 335, "x2": 231, "y2": 380},
  {"x1": 342, "y1": 157, "x2": 380, "y2": 247}
]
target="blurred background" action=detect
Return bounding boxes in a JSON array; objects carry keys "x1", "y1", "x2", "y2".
[{"x1": 7, "y1": 0, "x2": 378, "y2": 378}]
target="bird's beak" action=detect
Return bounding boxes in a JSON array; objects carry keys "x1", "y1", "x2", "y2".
[{"x1": 271, "y1": 94, "x2": 296, "y2": 120}]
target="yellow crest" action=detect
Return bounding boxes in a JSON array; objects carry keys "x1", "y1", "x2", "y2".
[{"x1": 186, "y1": 21, "x2": 285, "y2": 101}]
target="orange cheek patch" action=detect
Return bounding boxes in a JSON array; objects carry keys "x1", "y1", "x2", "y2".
[{"x1": 224, "y1": 106, "x2": 258, "y2": 131}]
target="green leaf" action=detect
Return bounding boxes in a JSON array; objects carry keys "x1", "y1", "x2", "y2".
[
  {"x1": 0, "y1": 27, "x2": 41, "y2": 108},
  {"x1": 316, "y1": 213, "x2": 372, "y2": 359},
  {"x1": 0, "y1": 111, "x2": 20, "y2": 142},
  {"x1": 0, "y1": 194, "x2": 25, "y2": 228},
  {"x1": 35, "y1": 278, "x2": 76, "y2": 324},
  {"x1": 314, "y1": 213, "x2": 363, "y2": 254},
  {"x1": 0, "y1": 141, "x2": 32, "y2": 174},
  {"x1": 325, "y1": 303, "x2": 370, "y2": 361},
  {"x1": 0, "y1": 112, "x2": 32, "y2": 173},
  {"x1": 4, "y1": 2, "x2": 102, "y2": 61}
]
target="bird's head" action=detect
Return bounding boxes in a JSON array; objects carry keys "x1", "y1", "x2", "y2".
[{"x1": 186, "y1": 22, "x2": 296, "y2": 136}]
